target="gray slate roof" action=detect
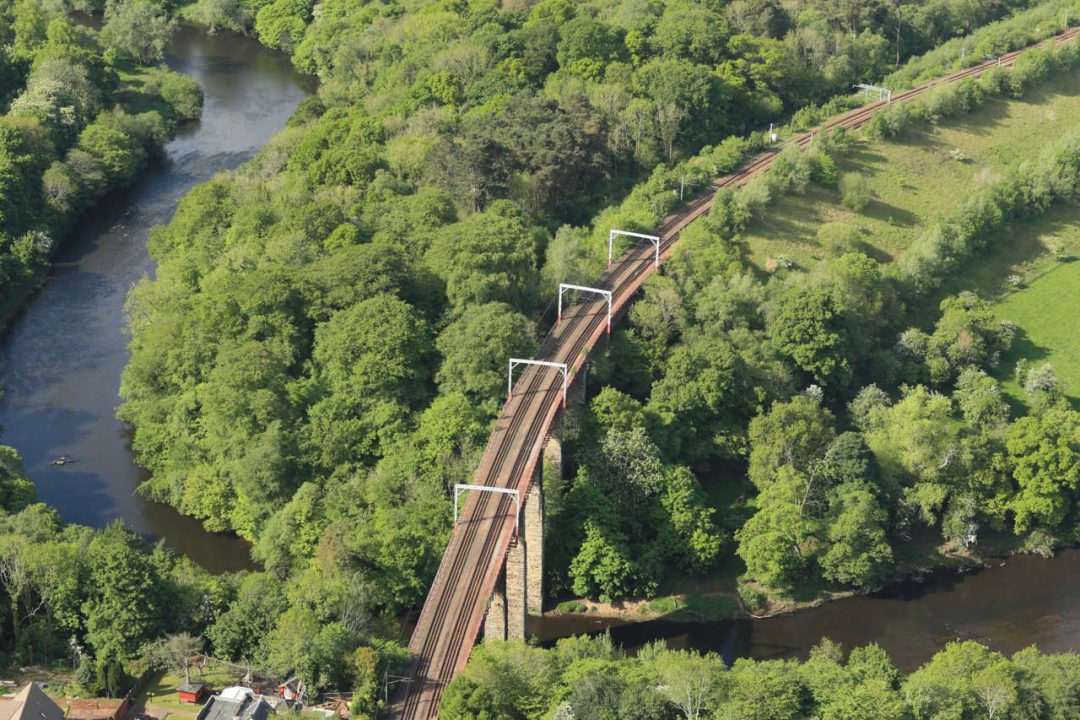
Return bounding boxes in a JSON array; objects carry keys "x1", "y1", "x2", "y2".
[
  {"x1": 196, "y1": 696, "x2": 273, "y2": 720},
  {"x1": 0, "y1": 684, "x2": 64, "y2": 720}
]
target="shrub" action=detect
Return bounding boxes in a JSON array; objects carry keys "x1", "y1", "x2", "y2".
[
  {"x1": 810, "y1": 149, "x2": 839, "y2": 186},
  {"x1": 1021, "y1": 528, "x2": 1057, "y2": 558},
  {"x1": 146, "y1": 69, "x2": 203, "y2": 121},
  {"x1": 74, "y1": 656, "x2": 99, "y2": 694},
  {"x1": 839, "y1": 172, "x2": 871, "y2": 211},
  {"x1": 863, "y1": 102, "x2": 910, "y2": 138},
  {"x1": 738, "y1": 582, "x2": 767, "y2": 613}
]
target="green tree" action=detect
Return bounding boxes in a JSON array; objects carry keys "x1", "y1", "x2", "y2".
[
  {"x1": 253, "y1": 483, "x2": 327, "y2": 577},
  {"x1": 569, "y1": 517, "x2": 637, "y2": 602},
  {"x1": 736, "y1": 467, "x2": 818, "y2": 590},
  {"x1": 647, "y1": 331, "x2": 754, "y2": 464},
  {"x1": 649, "y1": 649, "x2": 725, "y2": 720},
  {"x1": 768, "y1": 284, "x2": 853, "y2": 390},
  {"x1": 725, "y1": 658, "x2": 806, "y2": 720},
  {"x1": 101, "y1": 0, "x2": 175, "y2": 63},
  {"x1": 266, "y1": 604, "x2": 321, "y2": 684},
  {"x1": 425, "y1": 201, "x2": 540, "y2": 313},
  {"x1": 556, "y1": 16, "x2": 622, "y2": 77},
  {"x1": 8, "y1": 59, "x2": 101, "y2": 149},
  {"x1": 954, "y1": 367, "x2": 1010, "y2": 429},
  {"x1": 1007, "y1": 403, "x2": 1080, "y2": 533},
  {"x1": 254, "y1": 0, "x2": 311, "y2": 51},
  {"x1": 819, "y1": 489, "x2": 893, "y2": 588},
  {"x1": 306, "y1": 293, "x2": 435, "y2": 468},
  {"x1": 862, "y1": 385, "x2": 960, "y2": 524},
  {"x1": 207, "y1": 572, "x2": 288, "y2": 662},
  {"x1": 0, "y1": 447, "x2": 36, "y2": 513},
  {"x1": 902, "y1": 641, "x2": 1015, "y2": 720},
  {"x1": 435, "y1": 302, "x2": 537, "y2": 405},
  {"x1": 82, "y1": 523, "x2": 165, "y2": 658},
  {"x1": 653, "y1": 4, "x2": 729, "y2": 64},
  {"x1": 439, "y1": 676, "x2": 501, "y2": 720},
  {"x1": 747, "y1": 394, "x2": 836, "y2": 491},
  {"x1": 96, "y1": 655, "x2": 132, "y2": 698}
]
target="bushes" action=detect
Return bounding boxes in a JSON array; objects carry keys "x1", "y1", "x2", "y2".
[
  {"x1": 867, "y1": 37, "x2": 1080, "y2": 141},
  {"x1": 885, "y1": 0, "x2": 1080, "y2": 89},
  {"x1": 839, "y1": 172, "x2": 871, "y2": 211},
  {"x1": 896, "y1": 121, "x2": 1080, "y2": 294},
  {"x1": 145, "y1": 69, "x2": 204, "y2": 121}
]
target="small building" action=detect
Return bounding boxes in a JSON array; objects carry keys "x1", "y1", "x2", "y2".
[
  {"x1": 195, "y1": 693, "x2": 272, "y2": 720},
  {"x1": 218, "y1": 687, "x2": 252, "y2": 703},
  {"x1": 275, "y1": 679, "x2": 303, "y2": 703},
  {"x1": 0, "y1": 684, "x2": 64, "y2": 720},
  {"x1": 175, "y1": 683, "x2": 208, "y2": 705},
  {"x1": 66, "y1": 698, "x2": 128, "y2": 720}
]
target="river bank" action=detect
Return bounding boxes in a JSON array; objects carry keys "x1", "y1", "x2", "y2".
[
  {"x1": 541, "y1": 522, "x2": 1036, "y2": 627},
  {"x1": 0, "y1": 24, "x2": 310, "y2": 572},
  {"x1": 534, "y1": 536, "x2": 1080, "y2": 673}
]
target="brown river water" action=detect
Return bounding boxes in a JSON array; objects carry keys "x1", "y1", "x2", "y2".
[
  {"x1": 2, "y1": 22, "x2": 1079, "y2": 672},
  {"x1": 535, "y1": 549, "x2": 1080, "y2": 671}
]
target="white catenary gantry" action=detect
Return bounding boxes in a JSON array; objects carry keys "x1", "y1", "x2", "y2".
[
  {"x1": 508, "y1": 358, "x2": 569, "y2": 407},
  {"x1": 854, "y1": 83, "x2": 892, "y2": 103},
  {"x1": 609, "y1": 229, "x2": 661, "y2": 268},
  {"x1": 453, "y1": 484, "x2": 520, "y2": 539},
  {"x1": 558, "y1": 283, "x2": 612, "y2": 334}
]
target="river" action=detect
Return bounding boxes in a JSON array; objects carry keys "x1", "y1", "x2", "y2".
[
  {"x1": 535, "y1": 548, "x2": 1080, "y2": 672},
  {"x1": 0, "y1": 25, "x2": 310, "y2": 573}
]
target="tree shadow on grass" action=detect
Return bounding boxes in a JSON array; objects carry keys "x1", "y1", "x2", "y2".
[
  {"x1": 861, "y1": 197, "x2": 922, "y2": 228},
  {"x1": 997, "y1": 325, "x2": 1051, "y2": 415}
]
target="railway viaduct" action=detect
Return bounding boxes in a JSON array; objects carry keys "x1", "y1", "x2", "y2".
[{"x1": 392, "y1": 26, "x2": 1080, "y2": 718}]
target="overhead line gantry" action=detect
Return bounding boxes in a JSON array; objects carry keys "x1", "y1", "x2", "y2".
[
  {"x1": 508, "y1": 358, "x2": 569, "y2": 408},
  {"x1": 609, "y1": 228, "x2": 660, "y2": 269},
  {"x1": 557, "y1": 283, "x2": 612, "y2": 334}
]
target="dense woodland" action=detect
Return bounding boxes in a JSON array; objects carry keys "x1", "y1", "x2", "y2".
[
  {"x1": 115, "y1": 0, "x2": 1080, "y2": 705},
  {"x1": 0, "y1": 0, "x2": 200, "y2": 319},
  {"x1": 0, "y1": 0, "x2": 1076, "y2": 716},
  {"x1": 442, "y1": 636, "x2": 1080, "y2": 720}
]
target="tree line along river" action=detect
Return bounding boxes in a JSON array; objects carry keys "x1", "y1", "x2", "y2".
[
  {"x1": 0, "y1": 21, "x2": 1078, "y2": 673},
  {"x1": 0, "y1": 24, "x2": 311, "y2": 573}
]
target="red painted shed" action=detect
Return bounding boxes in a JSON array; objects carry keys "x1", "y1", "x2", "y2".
[{"x1": 176, "y1": 683, "x2": 208, "y2": 704}]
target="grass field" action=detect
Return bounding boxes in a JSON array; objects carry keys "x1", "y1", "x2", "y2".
[
  {"x1": 132, "y1": 667, "x2": 241, "y2": 720},
  {"x1": 741, "y1": 67, "x2": 1080, "y2": 277},
  {"x1": 992, "y1": 260, "x2": 1080, "y2": 406}
]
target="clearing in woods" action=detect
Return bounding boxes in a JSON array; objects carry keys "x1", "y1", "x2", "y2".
[
  {"x1": 741, "y1": 67, "x2": 1080, "y2": 282},
  {"x1": 992, "y1": 261, "x2": 1080, "y2": 406},
  {"x1": 733, "y1": 65, "x2": 1080, "y2": 409}
]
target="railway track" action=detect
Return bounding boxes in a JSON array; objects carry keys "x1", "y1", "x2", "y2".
[{"x1": 391, "y1": 25, "x2": 1080, "y2": 719}]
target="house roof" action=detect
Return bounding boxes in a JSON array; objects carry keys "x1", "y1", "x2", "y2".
[
  {"x1": 196, "y1": 695, "x2": 273, "y2": 720},
  {"x1": 176, "y1": 683, "x2": 207, "y2": 694},
  {"x1": 0, "y1": 684, "x2": 64, "y2": 720},
  {"x1": 66, "y1": 699, "x2": 125, "y2": 720}
]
